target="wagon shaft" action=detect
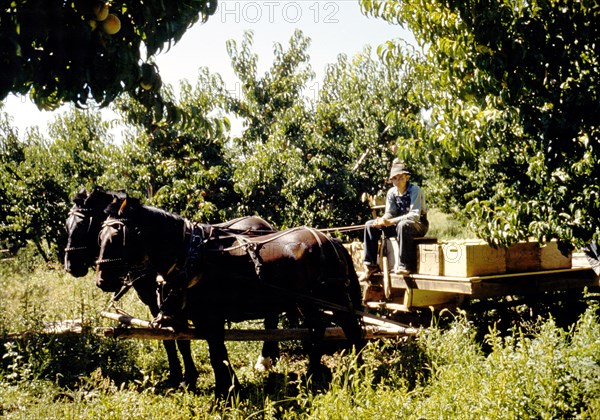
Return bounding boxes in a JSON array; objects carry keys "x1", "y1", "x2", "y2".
[{"x1": 96, "y1": 311, "x2": 419, "y2": 341}]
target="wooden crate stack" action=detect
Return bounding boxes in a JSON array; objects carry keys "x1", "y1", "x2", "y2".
[{"x1": 417, "y1": 239, "x2": 571, "y2": 278}]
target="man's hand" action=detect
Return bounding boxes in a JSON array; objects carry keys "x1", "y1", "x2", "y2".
[{"x1": 373, "y1": 217, "x2": 394, "y2": 228}]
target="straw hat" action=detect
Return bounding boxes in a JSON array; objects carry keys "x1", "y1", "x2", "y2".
[{"x1": 388, "y1": 161, "x2": 411, "y2": 179}]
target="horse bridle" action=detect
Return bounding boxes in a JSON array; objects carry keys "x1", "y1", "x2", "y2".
[
  {"x1": 95, "y1": 217, "x2": 138, "y2": 268},
  {"x1": 95, "y1": 217, "x2": 160, "y2": 307},
  {"x1": 64, "y1": 207, "x2": 96, "y2": 254}
]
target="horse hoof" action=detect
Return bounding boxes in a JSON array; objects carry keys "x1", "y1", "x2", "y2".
[
  {"x1": 254, "y1": 355, "x2": 273, "y2": 372},
  {"x1": 183, "y1": 370, "x2": 199, "y2": 389},
  {"x1": 163, "y1": 376, "x2": 183, "y2": 390},
  {"x1": 308, "y1": 362, "x2": 331, "y2": 377}
]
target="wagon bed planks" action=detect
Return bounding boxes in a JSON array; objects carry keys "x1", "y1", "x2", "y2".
[
  {"x1": 391, "y1": 266, "x2": 597, "y2": 294},
  {"x1": 363, "y1": 264, "x2": 598, "y2": 311}
]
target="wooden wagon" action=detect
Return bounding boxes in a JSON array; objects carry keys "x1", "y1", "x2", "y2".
[{"x1": 348, "y1": 237, "x2": 599, "y2": 316}]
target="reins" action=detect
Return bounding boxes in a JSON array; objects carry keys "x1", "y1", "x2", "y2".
[
  {"x1": 109, "y1": 268, "x2": 150, "y2": 303},
  {"x1": 317, "y1": 224, "x2": 366, "y2": 233},
  {"x1": 96, "y1": 211, "x2": 396, "y2": 333},
  {"x1": 217, "y1": 224, "x2": 365, "y2": 254},
  {"x1": 96, "y1": 212, "x2": 365, "y2": 304}
]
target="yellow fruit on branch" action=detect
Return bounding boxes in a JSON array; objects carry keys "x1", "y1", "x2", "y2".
[
  {"x1": 102, "y1": 14, "x2": 121, "y2": 35},
  {"x1": 140, "y1": 62, "x2": 160, "y2": 90},
  {"x1": 94, "y1": 3, "x2": 109, "y2": 21}
]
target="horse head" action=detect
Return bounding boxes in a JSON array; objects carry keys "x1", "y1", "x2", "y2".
[
  {"x1": 95, "y1": 195, "x2": 146, "y2": 292},
  {"x1": 64, "y1": 186, "x2": 122, "y2": 277}
]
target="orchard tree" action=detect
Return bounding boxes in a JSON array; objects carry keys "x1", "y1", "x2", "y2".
[
  {"x1": 225, "y1": 30, "x2": 363, "y2": 229},
  {"x1": 0, "y1": 126, "x2": 70, "y2": 261},
  {"x1": 225, "y1": 30, "x2": 425, "y2": 230},
  {"x1": 111, "y1": 70, "x2": 235, "y2": 222},
  {"x1": 0, "y1": 108, "x2": 115, "y2": 259},
  {"x1": 0, "y1": 110, "x2": 26, "y2": 253},
  {"x1": 361, "y1": 0, "x2": 600, "y2": 248},
  {"x1": 317, "y1": 42, "x2": 428, "y2": 205},
  {"x1": 0, "y1": 0, "x2": 217, "y2": 119},
  {"x1": 225, "y1": 30, "x2": 316, "y2": 227},
  {"x1": 46, "y1": 108, "x2": 118, "y2": 191}
]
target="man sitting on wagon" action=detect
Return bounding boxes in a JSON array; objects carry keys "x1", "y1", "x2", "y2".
[{"x1": 360, "y1": 159, "x2": 429, "y2": 281}]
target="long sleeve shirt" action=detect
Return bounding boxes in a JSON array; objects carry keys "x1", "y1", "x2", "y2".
[{"x1": 383, "y1": 183, "x2": 427, "y2": 224}]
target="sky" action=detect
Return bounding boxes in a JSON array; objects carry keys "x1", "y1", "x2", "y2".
[{"x1": 2, "y1": 0, "x2": 414, "y2": 138}]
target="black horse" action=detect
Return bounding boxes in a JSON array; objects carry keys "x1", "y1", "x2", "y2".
[
  {"x1": 64, "y1": 187, "x2": 279, "y2": 388},
  {"x1": 95, "y1": 196, "x2": 365, "y2": 399},
  {"x1": 64, "y1": 187, "x2": 122, "y2": 277}
]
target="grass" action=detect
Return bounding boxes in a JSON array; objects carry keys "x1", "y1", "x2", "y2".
[
  {"x1": 1, "y1": 249, "x2": 600, "y2": 419},
  {"x1": 426, "y1": 208, "x2": 475, "y2": 240}
]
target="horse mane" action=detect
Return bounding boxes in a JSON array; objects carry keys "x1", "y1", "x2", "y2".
[
  {"x1": 104, "y1": 197, "x2": 187, "y2": 235},
  {"x1": 143, "y1": 205, "x2": 186, "y2": 226},
  {"x1": 71, "y1": 188, "x2": 88, "y2": 205}
]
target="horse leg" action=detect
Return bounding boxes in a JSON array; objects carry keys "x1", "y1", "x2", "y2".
[
  {"x1": 336, "y1": 312, "x2": 366, "y2": 356},
  {"x1": 162, "y1": 340, "x2": 184, "y2": 387},
  {"x1": 134, "y1": 278, "x2": 190, "y2": 388},
  {"x1": 176, "y1": 340, "x2": 198, "y2": 388},
  {"x1": 304, "y1": 310, "x2": 327, "y2": 375},
  {"x1": 255, "y1": 314, "x2": 280, "y2": 371},
  {"x1": 202, "y1": 323, "x2": 240, "y2": 401}
]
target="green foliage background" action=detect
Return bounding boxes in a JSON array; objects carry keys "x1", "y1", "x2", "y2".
[
  {"x1": 1, "y1": 2, "x2": 600, "y2": 417},
  {"x1": 2, "y1": 1, "x2": 597, "y2": 261},
  {"x1": 361, "y1": 0, "x2": 600, "y2": 250},
  {"x1": 1, "y1": 26, "x2": 424, "y2": 259},
  {"x1": 0, "y1": 0, "x2": 598, "y2": 267}
]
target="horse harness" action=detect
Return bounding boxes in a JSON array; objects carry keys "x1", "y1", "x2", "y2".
[{"x1": 99, "y1": 216, "x2": 359, "y2": 323}]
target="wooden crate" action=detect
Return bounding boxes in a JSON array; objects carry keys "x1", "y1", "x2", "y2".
[
  {"x1": 343, "y1": 242, "x2": 364, "y2": 274},
  {"x1": 417, "y1": 243, "x2": 444, "y2": 275},
  {"x1": 442, "y1": 241, "x2": 506, "y2": 277},
  {"x1": 506, "y1": 241, "x2": 540, "y2": 272},
  {"x1": 540, "y1": 241, "x2": 572, "y2": 270},
  {"x1": 385, "y1": 237, "x2": 438, "y2": 274}
]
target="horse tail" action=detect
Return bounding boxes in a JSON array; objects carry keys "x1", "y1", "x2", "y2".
[
  {"x1": 330, "y1": 238, "x2": 363, "y2": 312},
  {"x1": 324, "y1": 237, "x2": 366, "y2": 348}
]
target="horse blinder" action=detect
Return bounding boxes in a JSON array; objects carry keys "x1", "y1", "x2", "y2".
[{"x1": 96, "y1": 218, "x2": 139, "y2": 268}]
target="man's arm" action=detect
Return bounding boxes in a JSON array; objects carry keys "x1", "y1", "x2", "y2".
[{"x1": 384, "y1": 185, "x2": 426, "y2": 225}]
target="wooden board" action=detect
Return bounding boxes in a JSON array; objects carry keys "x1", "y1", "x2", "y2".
[
  {"x1": 540, "y1": 241, "x2": 572, "y2": 269},
  {"x1": 2, "y1": 319, "x2": 84, "y2": 341},
  {"x1": 506, "y1": 241, "x2": 540, "y2": 272},
  {"x1": 343, "y1": 242, "x2": 364, "y2": 274},
  {"x1": 404, "y1": 287, "x2": 465, "y2": 309},
  {"x1": 96, "y1": 311, "x2": 420, "y2": 341},
  {"x1": 366, "y1": 265, "x2": 598, "y2": 311},
  {"x1": 417, "y1": 243, "x2": 444, "y2": 275}
]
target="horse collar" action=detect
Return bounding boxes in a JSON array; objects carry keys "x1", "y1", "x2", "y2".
[
  {"x1": 164, "y1": 221, "x2": 207, "y2": 287},
  {"x1": 182, "y1": 220, "x2": 208, "y2": 257}
]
